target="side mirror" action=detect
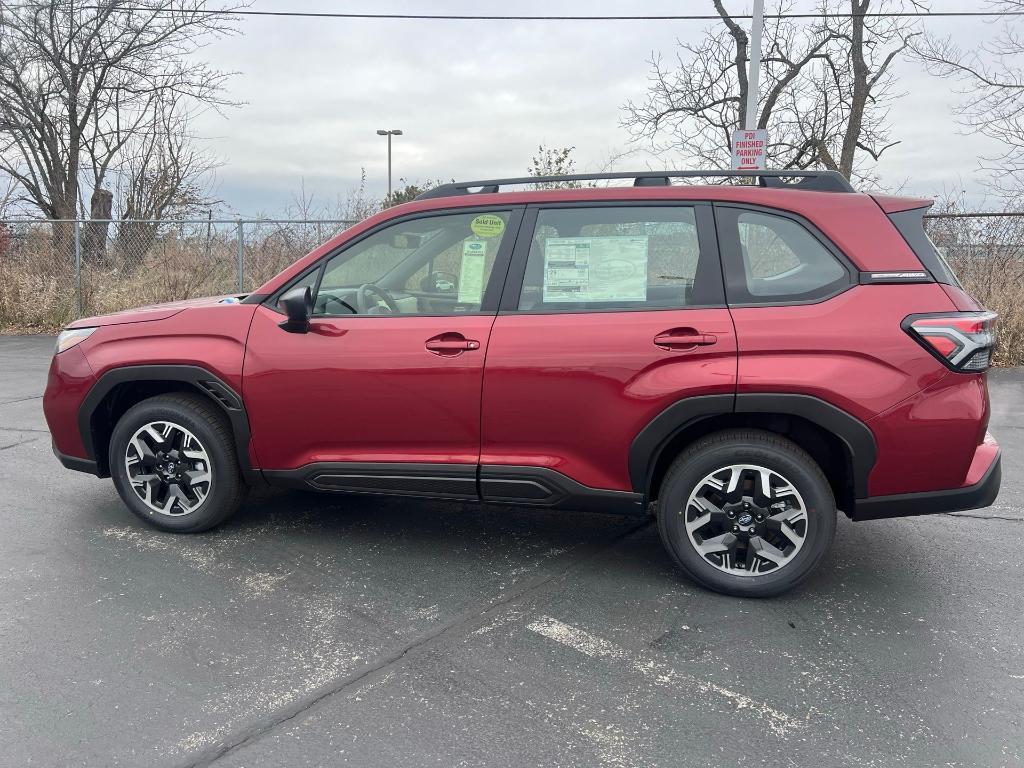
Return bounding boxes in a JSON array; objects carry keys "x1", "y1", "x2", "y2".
[{"x1": 278, "y1": 285, "x2": 312, "y2": 333}]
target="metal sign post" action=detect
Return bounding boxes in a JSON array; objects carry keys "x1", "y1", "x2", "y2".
[
  {"x1": 745, "y1": 0, "x2": 764, "y2": 131},
  {"x1": 732, "y1": 0, "x2": 767, "y2": 171}
]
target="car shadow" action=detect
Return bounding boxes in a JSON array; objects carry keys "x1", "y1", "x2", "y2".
[{"x1": 80, "y1": 483, "x2": 945, "y2": 606}]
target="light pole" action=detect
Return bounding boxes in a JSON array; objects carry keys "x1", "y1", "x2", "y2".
[{"x1": 376, "y1": 129, "x2": 403, "y2": 200}]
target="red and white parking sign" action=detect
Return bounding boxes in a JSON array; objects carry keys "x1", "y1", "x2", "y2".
[{"x1": 731, "y1": 129, "x2": 768, "y2": 170}]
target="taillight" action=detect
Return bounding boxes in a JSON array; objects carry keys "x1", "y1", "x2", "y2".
[{"x1": 903, "y1": 311, "x2": 997, "y2": 372}]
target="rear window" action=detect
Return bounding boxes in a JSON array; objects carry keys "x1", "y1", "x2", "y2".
[{"x1": 887, "y1": 207, "x2": 963, "y2": 288}]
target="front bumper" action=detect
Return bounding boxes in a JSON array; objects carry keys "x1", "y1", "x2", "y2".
[
  {"x1": 44, "y1": 344, "x2": 97, "y2": 463},
  {"x1": 851, "y1": 447, "x2": 1001, "y2": 521}
]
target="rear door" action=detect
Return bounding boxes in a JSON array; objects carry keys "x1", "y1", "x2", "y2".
[{"x1": 479, "y1": 202, "x2": 737, "y2": 500}]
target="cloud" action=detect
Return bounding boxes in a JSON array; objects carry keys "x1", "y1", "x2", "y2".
[{"x1": 193, "y1": 0, "x2": 1005, "y2": 214}]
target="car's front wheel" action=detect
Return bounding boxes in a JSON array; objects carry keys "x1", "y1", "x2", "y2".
[
  {"x1": 109, "y1": 393, "x2": 245, "y2": 532},
  {"x1": 657, "y1": 429, "x2": 836, "y2": 597}
]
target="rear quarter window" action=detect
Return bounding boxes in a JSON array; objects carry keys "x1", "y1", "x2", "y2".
[{"x1": 716, "y1": 206, "x2": 853, "y2": 304}]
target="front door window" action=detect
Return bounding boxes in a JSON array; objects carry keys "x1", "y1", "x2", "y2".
[{"x1": 312, "y1": 210, "x2": 514, "y2": 316}]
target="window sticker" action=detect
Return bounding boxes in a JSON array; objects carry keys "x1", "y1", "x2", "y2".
[
  {"x1": 458, "y1": 240, "x2": 487, "y2": 304},
  {"x1": 542, "y1": 236, "x2": 648, "y2": 302},
  {"x1": 470, "y1": 214, "x2": 506, "y2": 238}
]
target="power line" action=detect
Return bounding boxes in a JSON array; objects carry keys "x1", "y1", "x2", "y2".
[{"x1": 63, "y1": 7, "x2": 1024, "y2": 21}]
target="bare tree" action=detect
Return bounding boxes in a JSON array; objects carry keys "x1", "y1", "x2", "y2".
[
  {"x1": 0, "y1": 173, "x2": 15, "y2": 257},
  {"x1": 114, "y1": 95, "x2": 222, "y2": 269},
  {"x1": 0, "y1": 1, "x2": 239, "y2": 240},
  {"x1": 913, "y1": 1, "x2": 1024, "y2": 192},
  {"x1": 0, "y1": 173, "x2": 16, "y2": 217},
  {"x1": 240, "y1": 173, "x2": 379, "y2": 286},
  {"x1": 621, "y1": 0, "x2": 921, "y2": 180}
]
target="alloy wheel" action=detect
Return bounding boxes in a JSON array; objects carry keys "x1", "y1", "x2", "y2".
[
  {"x1": 683, "y1": 463, "x2": 808, "y2": 577},
  {"x1": 124, "y1": 421, "x2": 212, "y2": 516}
]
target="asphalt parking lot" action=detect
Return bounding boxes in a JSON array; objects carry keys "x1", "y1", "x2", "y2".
[{"x1": 2, "y1": 334, "x2": 1022, "y2": 768}]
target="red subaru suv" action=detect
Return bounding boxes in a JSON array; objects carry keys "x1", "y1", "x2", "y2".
[{"x1": 43, "y1": 170, "x2": 1000, "y2": 596}]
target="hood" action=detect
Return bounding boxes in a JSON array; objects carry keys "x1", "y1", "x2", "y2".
[{"x1": 67, "y1": 295, "x2": 245, "y2": 329}]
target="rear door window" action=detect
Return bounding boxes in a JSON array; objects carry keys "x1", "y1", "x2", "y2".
[
  {"x1": 510, "y1": 205, "x2": 723, "y2": 312},
  {"x1": 716, "y1": 207, "x2": 852, "y2": 304}
]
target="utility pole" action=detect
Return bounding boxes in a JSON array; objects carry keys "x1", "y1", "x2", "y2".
[
  {"x1": 744, "y1": 0, "x2": 764, "y2": 130},
  {"x1": 376, "y1": 129, "x2": 403, "y2": 200}
]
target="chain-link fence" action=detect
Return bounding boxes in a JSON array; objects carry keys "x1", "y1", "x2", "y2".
[
  {"x1": 0, "y1": 218, "x2": 356, "y2": 329},
  {"x1": 924, "y1": 211, "x2": 1024, "y2": 366},
  {"x1": 925, "y1": 211, "x2": 1024, "y2": 260},
  {"x1": 1, "y1": 213, "x2": 1022, "y2": 354}
]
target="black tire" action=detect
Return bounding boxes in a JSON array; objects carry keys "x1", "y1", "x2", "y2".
[
  {"x1": 656, "y1": 429, "x2": 836, "y2": 598},
  {"x1": 109, "y1": 393, "x2": 245, "y2": 533}
]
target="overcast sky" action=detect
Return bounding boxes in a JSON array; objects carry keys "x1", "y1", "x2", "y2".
[{"x1": 192, "y1": 1, "x2": 1006, "y2": 216}]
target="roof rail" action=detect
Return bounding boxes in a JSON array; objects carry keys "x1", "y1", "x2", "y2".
[{"x1": 414, "y1": 170, "x2": 855, "y2": 200}]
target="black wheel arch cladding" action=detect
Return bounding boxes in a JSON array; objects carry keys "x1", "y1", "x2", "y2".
[
  {"x1": 77, "y1": 365, "x2": 254, "y2": 479},
  {"x1": 629, "y1": 392, "x2": 877, "y2": 499}
]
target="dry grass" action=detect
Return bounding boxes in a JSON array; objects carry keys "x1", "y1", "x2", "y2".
[
  {"x1": 0, "y1": 221, "x2": 327, "y2": 331},
  {"x1": 943, "y1": 255, "x2": 1023, "y2": 367},
  {"x1": 926, "y1": 212, "x2": 1024, "y2": 367},
  {"x1": 1, "y1": 216, "x2": 1021, "y2": 366}
]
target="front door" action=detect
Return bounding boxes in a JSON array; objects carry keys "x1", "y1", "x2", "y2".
[
  {"x1": 243, "y1": 207, "x2": 522, "y2": 496},
  {"x1": 480, "y1": 202, "x2": 736, "y2": 499}
]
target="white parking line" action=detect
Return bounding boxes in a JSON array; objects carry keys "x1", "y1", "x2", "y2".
[
  {"x1": 527, "y1": 616, "x2": 804, "y2": 737},
  {"x1": 528, "y1": 615, "x2": 629, "y2": 660}
]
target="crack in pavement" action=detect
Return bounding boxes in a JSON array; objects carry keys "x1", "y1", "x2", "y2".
[
  {"x1": 0, "y1": 436, "x2": 41, "y2": 452},
  {"x1": 944, "y1": 511, "x2": 1024, "y2": 523},
  {"x1": 0, "y1": 394, "x2": 43, "y2": 405},
  {"x1": 779, "y1": 597, "x2": 963, "y2": 757},
  {"x1": 178, "y1": 517, "x2": 654, "y2": 768}
]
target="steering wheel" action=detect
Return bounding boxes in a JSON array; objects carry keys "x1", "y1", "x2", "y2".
[
  {"x1": 320, "y1": 294, "x2": 357, "y2": 315},
  {"x1": 356, "y1": 283, "x2": 400, "y2": 314}
]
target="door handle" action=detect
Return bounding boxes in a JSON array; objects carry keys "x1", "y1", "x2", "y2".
[
  {"x1": 425, "y1": 333, "x2": 480, "y2": 355},
  {"x1": 654, "y1": 329, "x2": 718, "y2": 349}
]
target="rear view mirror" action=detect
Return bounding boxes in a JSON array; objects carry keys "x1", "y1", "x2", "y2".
[
  {"x1": 392, "y1": 233, "x2": 422, "y2": 249},
  {"x1": 278, "y1": 285, "x2": 312, "y2": 333}
]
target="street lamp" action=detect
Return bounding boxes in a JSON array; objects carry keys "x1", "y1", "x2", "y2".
[{"x1": 376, "y1": 129, "x2": 403, "y2": 200}]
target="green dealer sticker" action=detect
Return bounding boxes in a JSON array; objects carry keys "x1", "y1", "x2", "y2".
[{"x1": 470, "y1": 214, "x2": 505, "y2": 238}]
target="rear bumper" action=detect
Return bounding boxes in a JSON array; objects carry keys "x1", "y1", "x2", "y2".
[
  {"x1": 53, "y1": 442, "x2": 101, "y2": 476},
  {"x1": 851, "y1": 447, "x2": 1001, "y2": 521}
]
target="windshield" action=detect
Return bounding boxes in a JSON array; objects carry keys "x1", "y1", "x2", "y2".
[{"x1": 318, "y1": 220, "x2": 450, "y2": 288}]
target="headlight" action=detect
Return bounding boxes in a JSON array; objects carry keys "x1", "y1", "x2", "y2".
[{"x1": 55, "y1": 327, "x2": 96, "y2": 354}]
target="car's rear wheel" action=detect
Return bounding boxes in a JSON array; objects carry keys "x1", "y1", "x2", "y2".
[
  {"x1": 109, "y1": 393, "x2": 245, "y2": 533},
  {"x1": 656, "y1": 429, "x2": 836, "y2": 597}
]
